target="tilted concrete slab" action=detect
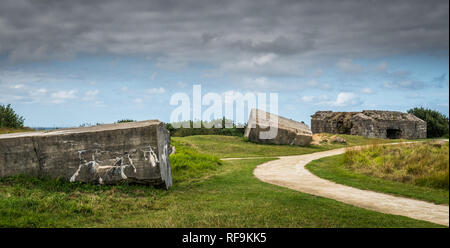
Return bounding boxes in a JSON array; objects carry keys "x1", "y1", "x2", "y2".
[
  {"x1": 244, "y1": 109, "x2": 312, "y2": 146},
  {"x1": 0, "y1": 120, "x2": 172, "y2": 189}
]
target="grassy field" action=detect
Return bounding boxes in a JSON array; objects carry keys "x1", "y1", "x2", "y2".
[
  {"x1": 345, "y1": 141, "x2": 449, "y2": 189},
  {"x1": 0, "y1": 159, "x2": 442, "y2": 227},
  {"x1": 307, "y1": 142, "x2": 449, "y2": 204},
  {"x1": 169, "y1": 141, "x2": 223, "y2": 184},
  {"x1": 0, "y1": 135, "x2": 444, "y2": 227},
  {"x1": 171, "y1": 134, "x2": 399, "y2": 158}
]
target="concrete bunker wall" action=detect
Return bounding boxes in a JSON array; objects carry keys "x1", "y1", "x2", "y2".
[
  {"x1": 311, "y1": 111, "x2": 426, "y2": 139},
  {"x1": 365, "y1": 120, "x2": 427, "y2": 139},
  {"x1": 245, "y1": 109, "x2": 312, "y2": 146},
  {"x1": 0, "y1": 120, "x2": 172, "y2": 189}
]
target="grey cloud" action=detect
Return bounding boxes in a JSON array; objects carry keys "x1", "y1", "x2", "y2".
[
  {"x1": 432, "y1": 73, "x2": 448, "y2": 88},
  {"x1": 376, "y1": 67, "x2": 429, "y2": 90},
  {"x1": 378, "y1": 69, "x2": 449, "y2": 90},
  {"x1": 221, "y1": 35, "x2": 316, "y2": 56},
  {"x1": 0, "y1": 0, "x2": 448, "y2": 66},
  {"x1": 380, "y1": 69, "x2": 426, "y2": 89}
]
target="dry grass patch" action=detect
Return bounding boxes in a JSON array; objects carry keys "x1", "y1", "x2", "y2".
[
  {"x1": 344, "y1": 141, "x2": 449, "y2": 190},
  {"x1": 0, "y1": 127, "x2": 34, "y2": 135}
]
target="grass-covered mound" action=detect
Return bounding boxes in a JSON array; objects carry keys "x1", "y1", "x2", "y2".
[
  {"x1": 170, "y1": 139, "x2": 222, "y2": 184},
  {"x1": 344, "y1": 141, "x2": 449, "y2": 190},
  {"x1": 307, "y1": 154, "x2": 449, "y2": 204},
  {"x1": 307, "y1": 141, "x2": 449, "y2": 204}
]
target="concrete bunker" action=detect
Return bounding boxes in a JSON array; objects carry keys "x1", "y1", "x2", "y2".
[
  {"x1": 386, "y1": 128, "x2": 402, "y2": 139},
  {"x1": 311, "y1": 110, "x2": 426, "y2": 139},
  {"x1": 244, "y1": 109, "x2": 312, "y2": 146},
  {"x1": 0, "y1": 120, "x2": 172, "y2": 189}
]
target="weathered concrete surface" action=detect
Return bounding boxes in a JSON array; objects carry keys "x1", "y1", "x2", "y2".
[
  {"x1": 244, "y1": 109, "x2": 312, "y2": 146},
  {"x1": 311, "y1": 110, "x2": 426, "y2": 139},
  {"x1": 0, "y1": 120, "x2": 172, "y2": 188}
]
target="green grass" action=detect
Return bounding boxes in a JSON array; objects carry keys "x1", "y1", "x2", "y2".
[
  {"x1": 0, "y1": 159, "x2": 443, "y2": 227},
  {"x1": 0, "y1": 135, "x2": 444, "y2": 227},
  {"x1": 344, "y1": 141, "x2": 449, "y2": 190},
  {"x1": 171, "y1": 134, "x2": 399, "y2": 158},
  {"x1": 0, "y1": 127, "x2": 33, "y2": 135},
  {"x1": 306, "y1": 154, "x2": 449, "y2": 205},
  {"x1": 170, "y1": 139, "x2": 223, "y2": 184}
]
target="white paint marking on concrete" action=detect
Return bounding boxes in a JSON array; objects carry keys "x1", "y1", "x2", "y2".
[
  {"x1": 143, "y1": 146, "x2": 158, "y2": 167},
  {"x1": 127, "y1": 154, "x2": 137, "y2": 173}
]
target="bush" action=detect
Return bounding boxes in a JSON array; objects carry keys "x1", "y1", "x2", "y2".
[
  {"x1": 0, "y1": 104, "x2": 25, "y2": 128},
  {"x1": 407, "y1": 107, "x2": 449, "y2": 138},
  {"x1": 167, "y1": 117, "x2": 246, "y2": 137},
  {"x1": 169, "y1": 127, "x2": 245, "y2": 137},
  {"x1": 116, "y1": 119, "x2": 136, "y2": 123}
]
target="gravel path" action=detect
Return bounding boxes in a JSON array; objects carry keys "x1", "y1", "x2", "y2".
[{"x1": 252, "y1": 147, "x2": 449, "y2": 226}]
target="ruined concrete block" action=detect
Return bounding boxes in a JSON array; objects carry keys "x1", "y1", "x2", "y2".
[
  {"x1": 244, "y1": 109, "x2": 312, "y2": 146},
  {"x1": 0, "y1": 120, "x2": 172, "y2": 189},
  {"x1": 311, "y1": 110, "x2": 427, "y2": 139}
]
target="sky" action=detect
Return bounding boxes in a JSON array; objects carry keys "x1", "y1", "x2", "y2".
[{"x1": 0, "y1": 0, "x2": 448, "y2": 127}]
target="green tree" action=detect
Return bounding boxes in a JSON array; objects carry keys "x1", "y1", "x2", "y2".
[
  {"x1": 0, "y1": 104, "x2": 25, "y2": 128},
  {"x1": 408, "y1": 107, "x2": 449, "y2": 138}
]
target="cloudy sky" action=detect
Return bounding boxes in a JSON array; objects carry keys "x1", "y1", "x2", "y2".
[{"x1": 0, "y1": 0, "x2": 448, "y2": 127}]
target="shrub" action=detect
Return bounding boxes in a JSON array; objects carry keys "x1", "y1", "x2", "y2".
[
  {"x1": 0, "y1": 104, "x2": 25, "y2": 128},
  {"x1": 167, "y1": 118, "x2": 246, "y2": 137},
  {"x1": 116, "y1": 119, "x2": 136, "y2": 123},
  {"x1": 407, "y1": 107, "x2": 449, "y2": 138}
]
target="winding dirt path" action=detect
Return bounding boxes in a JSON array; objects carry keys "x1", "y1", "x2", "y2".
[{"x1": 252, "y1": 147, "x2": 449, "y2": 226}]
